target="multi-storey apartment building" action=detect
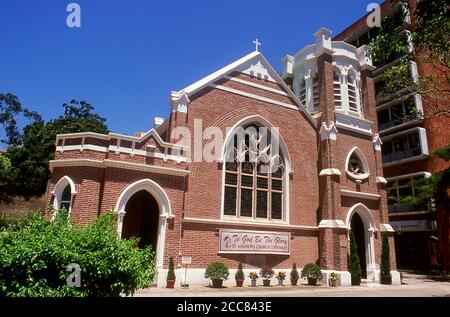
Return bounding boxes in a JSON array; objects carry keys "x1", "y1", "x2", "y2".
[{"x1": 333, "y1": 0, "x2": 450, "y2": 271}]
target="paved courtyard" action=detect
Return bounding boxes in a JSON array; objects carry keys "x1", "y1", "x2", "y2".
[{"x1": 134, "y1": 272, "x2": 450, "y2": 297}]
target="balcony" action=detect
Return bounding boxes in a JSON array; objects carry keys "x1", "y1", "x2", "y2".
[
  {"x1": 378, "y1": 113, "x2": 422, "y2": 132},
  {"x1": 381, "y1": 127, "x2": 429, "y2": 166},
  {"x1": 388, "y1": 203, "x2": 428, "y2": 214}
]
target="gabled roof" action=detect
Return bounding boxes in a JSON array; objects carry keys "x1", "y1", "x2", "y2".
[{"x1": 171, "y1": 51, "x2": 317, "y2": 127}]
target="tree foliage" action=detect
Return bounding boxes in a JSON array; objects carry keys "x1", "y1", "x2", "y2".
[
  {"x1": 381, "y1": 233, "x2": 391, "y2": 277},
  {"x1": 348, "y1": 231, "x2": 362, "y2": 278},
  {"x1": 0, "y1": 212, "x2": 154, "y2": 297},
  {"x1": 368, "y1": 0, "x2": 450, "y2": 119},
  {"x1": 0, "y1": 96, "x2": 108, "y2": 202}
]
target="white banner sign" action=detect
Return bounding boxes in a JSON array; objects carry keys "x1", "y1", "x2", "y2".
[
  {"x1": 219, "y1": 229, "x2": 290, "y2": 255},
  {"x1": 390, "y1": 220, "x2": 435, "y2": 232}
]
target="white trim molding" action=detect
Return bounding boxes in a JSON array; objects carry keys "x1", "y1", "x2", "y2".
[
  {"x1": 380, "y1": 224, "x2": 395, "y2": 232},
  {"x1": 319, "y1": 122, "x2": 338, "y2": 141},
  {"x1": 376, "y1": 176, "x2": 388, "y2": 184},
  {"x1": 341, "y1": 189, "x2": 380, "y2": 200},
  {"x1": 319, "y1": 168, "x2": 342, "y2": 176},
  {"x1": 373, "y1": 134, "x2": 383, "y2": 151},
  {"x1": 318, "y1": 219, "x2": 347, "y2": 229},
  {"x1": 115, "y1": 179, "x2": 173, "y2": 269},
  {"x1": 335, "y1": 112, "x2": 373, "y2": 136},
  {"x1": 49, "y1": 159, "x2": 190, "y2": 177}
]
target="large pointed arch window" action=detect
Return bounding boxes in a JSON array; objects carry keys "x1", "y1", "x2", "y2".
[
  {"x1": 52, "y1": 176, "x2": 76, "y2": 218},
  {"x1": 223, "y1": 124, "x2": 285, "y2": 221}
]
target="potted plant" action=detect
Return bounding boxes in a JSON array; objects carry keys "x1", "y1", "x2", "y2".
[
  {"x1": 329, "y1": 272, "x2": 338, "y2": 287},
  {"x1": 248, "y1": 272, "x2": 258, "y2": 287},
  {"x1": 166, "y1": 256, "x2": 176, "y2": 288},
  {"x1": 260, "y1": 267, "x2": 274, "y2": 286},
  {"x1": 380, "y1": 233, "x2": 392, "y2": 285},
  {"x1": 235, "y1": 262, "x2": 245, "y2": 287},
  {"x1": 290, "y1": 262, "x2": 299, "y2": 286},
  {"x1": 276, "y1": 271, "x2": 286, "y2": 286},
  {"x1": 205, "y1": 262, "x2": 229, "y2": 288},
  {"x1": 349, "y1": 231, "x2": 362, "y2": 286},
  {"x1": 301, "y1": 263, "x2": 323, "y2": 286}
]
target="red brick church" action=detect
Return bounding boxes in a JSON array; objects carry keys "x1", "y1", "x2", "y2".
[{"x1": 47, "y1": 28, "x2": 400, "y2": 287}]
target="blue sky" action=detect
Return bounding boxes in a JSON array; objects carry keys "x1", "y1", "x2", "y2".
[{"x1": 0, "y1": 0, "x2": 382, "y2": 136}]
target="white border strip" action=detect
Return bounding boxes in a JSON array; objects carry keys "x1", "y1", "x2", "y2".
[
  {"x1": 224, "y1": 76, "x2": 288, "y2": 96},
  {"x1": 340, "y1": 189, "x2": 381, "y2": 200}
]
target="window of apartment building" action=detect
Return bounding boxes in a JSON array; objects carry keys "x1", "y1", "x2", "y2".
[
  {"x1": 386, "y1": 175, "x2": 428, "y2": 212},
  {"x1": 223, "y1": 125, "x2": 285, "y2": 221},
  {"x1": 377, "y1": 96, "x2": 418, "y2": 130},
  {"x1": 382, "y1": 130, "x2": 422, "y2": 163}
]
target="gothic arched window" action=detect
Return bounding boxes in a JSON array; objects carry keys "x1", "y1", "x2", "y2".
[
  {"x1": 345, "y1": 147, "x2": 370, "y2": 181},
  {"x1": 52, "y1": 176, "x2": 76, "y2": 218},
  {"x1": 223, "y1": 124, "x2": 285, "y2": 221}
]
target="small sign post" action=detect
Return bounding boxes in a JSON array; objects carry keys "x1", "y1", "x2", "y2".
[{"x1": 181, "y1": 256, "x2": 192, "y2": 288}]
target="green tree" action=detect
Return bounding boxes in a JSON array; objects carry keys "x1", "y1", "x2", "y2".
[
  {"x1": 1, "y1": 97, "x2": 108, "y2": 201},
  {"x1": 349, "y1": 231, "x2": 362, "y2": 281},
  {"x1": 0, "y1": 155, "x2": 15, "y2": 203},
  {"x1": 380, "y1": 233, "x2": 391, "y2": 284},
  {"x1": 0, "y1": 212, "x2": 154, "y2": 297},
  {"x1": 368, "y1": 0, "x2": 450, "y2": 118}
]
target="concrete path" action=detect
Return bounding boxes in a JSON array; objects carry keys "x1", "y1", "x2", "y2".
[{"x1": 134, "y1": 272, "x2": 450, "y2": 297}]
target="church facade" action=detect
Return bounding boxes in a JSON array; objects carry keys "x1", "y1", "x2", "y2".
[{"x1": 47, "y1": 28, "x2": 400, "y2": 287}]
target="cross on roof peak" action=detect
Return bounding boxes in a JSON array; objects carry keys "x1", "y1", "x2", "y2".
[{"x1": 252, "y1": 38, "x2": 261, "y2": 52}]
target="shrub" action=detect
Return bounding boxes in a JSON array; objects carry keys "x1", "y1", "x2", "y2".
[
  {"x1": 381, "y1": 233, "x2": 391, "y2": 283},
  {"x1": 290, "y1": 262, "x2": 299, "y2": 280},
  {"x1": 348, "y1": 231, "x2": 362, "y2": 279},
  {"x1": 204, "y1": 262, "x2": 229, "y2": 280},
  {"x1": 329, "y1": 272, "x2": 338, "y2": 281},
  {"x1": 0, "y1": 212, "x2": 155, "y2": 297},
  {"x1": 276, "y1": 271, "x2": 286, "y2": 280},
  {"x1": 260, "y1": 267, "x2": 274, "y2": 280},
  {"x1": 300, "y1": 263, "x2": 323, "y2": 281},
  {"x1": 235, "y1": 262, "x2": 245, "y2": 281},
  {"x1": 167, "y1": 256, "x2": 176, "y2": 281}
]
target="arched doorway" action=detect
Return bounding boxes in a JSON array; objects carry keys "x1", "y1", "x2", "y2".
[
  {"x1": 121, "y1": 190, "x2": 160, "y2": 250},
  {"x1": 351, "y1": 212, "x2": 367, "y2": 278},
  {"x1": 115, "y1": 179, "x2": 173, "y2": 269},
  {"x1": 346, "y1": 203, "x2": 377, "y2": 281}
]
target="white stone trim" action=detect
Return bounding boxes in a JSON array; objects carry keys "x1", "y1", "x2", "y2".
[
  {"x1": 103, "y1": 159, "x2": 190, "y2": 177},
  {"x1": 340, "y1": 189, "x2": 380, "y2": 200},
  {"x1": 335, "y1": 112, "x2": 373, "y2": 136},
  {"x1": 386, "y1": 171, "x2": 432, "y2": 182},
  {"x1": 344, "y1": 146, "x2": 370, "y2": 181},
  {"x1": 224, "y1": 76, "x2": 288, "y2": 96},
  {"x1": 56, "y1": 144, "x2": 108, "y2": 154},
  {"x1": 49, "y1": 159, "x2": 104, "y2": 171},
  {"x1": 182, "y1": 217, "x2": 318, "y2": 231},
  {"x1": 319, "y1": 168, "x2": 342, "y2": 176},
  {"x1": 49, "y1": 159, "x2": 190, "y2": 177},
  {"x1": 376, "y1": 176, "x2": 388, "y2": 184},
  {"x1": 319, "y1": 122, "x2": 338, "y2": 141},
  {"x1": 318, "y1": 220, "x2": 347, "y2": 229},
  {"x1": 373, "y1": 134, "x2": 383, "y2": 152},
  {"x1": 380, "y1": 224, "x2": 395, "y2": 232},
  {"x1": 115, "y1": 179, "x2": 173, "y2": 269},
  {"x1": 56, "y1": 142, "x2": 188, "y2": 164}
]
